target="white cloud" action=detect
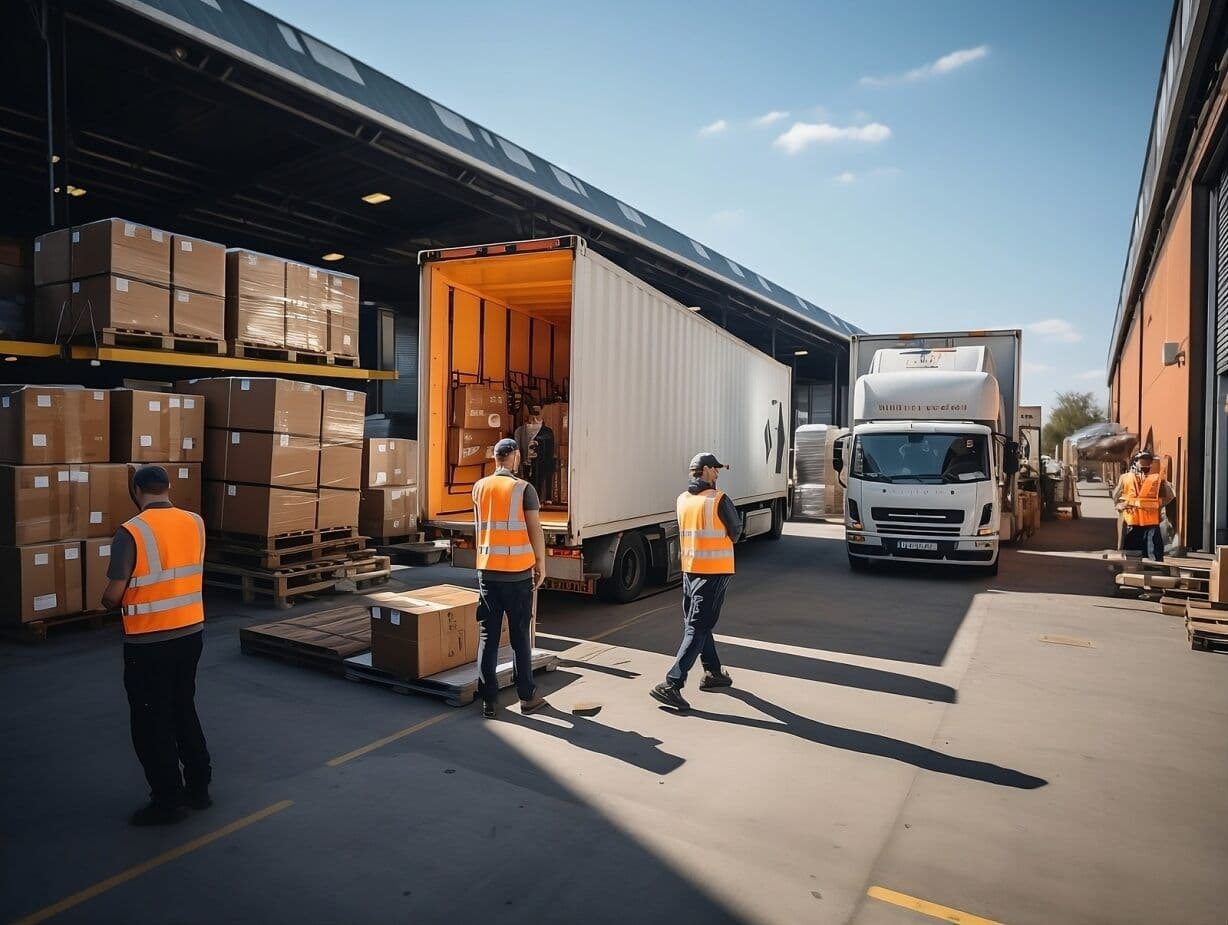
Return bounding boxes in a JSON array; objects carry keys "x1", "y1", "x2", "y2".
[
  {"x1": 698, "y1": 119, "x2": 729, "y2": 137},
  {"x1": 752, "y1": 110, "x2": 790, "y2": 127},
  {"x1": 1023, "y1": 361, "x2": 1054, "y2": 375},
  {"x1": 1026, "y1": 319, "x2": 1082, "y2": 343},
  {"x1": 860, "y1": 45, "x2": 989, "y2": 86},
  {"x1": 774, "y1": 121, "x2": 892, "y2": 154},
  {"x1": 1077, "y1": 368, "x2": 1107, "y2": 381},
  {"x1": 834, "y1": 171, "x2": 857, "y2": 185},
  {"x1": 709, "y1": 208, "x2": 747, "y2": 229},
  {"x1": 832, "y1": 167, "x2": 901, "y2": 184}
]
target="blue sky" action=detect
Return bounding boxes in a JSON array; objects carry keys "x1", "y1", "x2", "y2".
[{"x1": 258, "y1": 0, "x2": 1170, "y2": 413}]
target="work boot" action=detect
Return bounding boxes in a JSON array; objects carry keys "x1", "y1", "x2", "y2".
[
  {"x1": 482, "y1": 700, "x2": 498, "y2": 719},
  {"x1": 130, "y1": 802, "x2": 189, "y2": 827},
  {"x1": 519, "y1": 697, "x2": 548, "y2": 715},
  {"x1": 699, "y1": 669, "x2": 733, "y2": 690},
  {"x1": 183, "y1": 789, "x2": 213, "y2": 811},
  {"x1": 650, "y1": 683, "x2": 691, "y2": 711}
]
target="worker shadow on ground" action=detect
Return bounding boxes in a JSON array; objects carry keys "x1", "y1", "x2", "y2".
[{"x1": 687, "y1": 689, "x2": 1046, "y2": 790}]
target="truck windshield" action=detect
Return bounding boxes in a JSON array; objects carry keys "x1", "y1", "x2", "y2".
[{"x1": 852, "y1": 433, "x2": 991, "y2": 484}]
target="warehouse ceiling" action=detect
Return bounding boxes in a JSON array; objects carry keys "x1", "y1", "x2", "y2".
[{"x1": 0, "y1": 0, "x2": 848, "y2": 379}]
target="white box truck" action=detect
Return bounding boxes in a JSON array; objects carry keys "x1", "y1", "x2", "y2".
[
  {"x1": 417, "y1": 236, "x2": 790, "y2": 601},
  {"x1": 835, "y1": 329, "x2": 1023, "y2": 575}
]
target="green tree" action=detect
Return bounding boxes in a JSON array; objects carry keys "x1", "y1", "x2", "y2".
[{"x1": 1041, "y1": 390, "x2": 1106, "y2": 456}]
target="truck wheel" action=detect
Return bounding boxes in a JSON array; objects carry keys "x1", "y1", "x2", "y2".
[
  {"x1": 848, "y1": 552, "x2": 868, "y2": 573},
  {"x1": 598, "y1": 532, "x2": 648, "y2": 603},
  {"x1": 767, "y1": 499, "x2": 785, "y2": 541}
]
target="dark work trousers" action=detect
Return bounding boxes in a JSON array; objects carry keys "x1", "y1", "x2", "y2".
[
  {"x1": 476, "y1": 576, "x2": 537, "y2": 702},
  {"x1": 666, "y1": 573, "x2": 731, "y2": 689},
  {"x1": 1123, "y1": 524, "x2": 1164, "y2": 561},
  {"x1": 123, "y1": 631, "x2": 212, "y2": 806}
]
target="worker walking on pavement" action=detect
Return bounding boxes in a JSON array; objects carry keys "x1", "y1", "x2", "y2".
[
  {"x1": 651, "y1": 453, "x2": 742, "y2": 711},
  {"x1": 1113, "y1": 451, "x2": 1174, "y2": 561},
  {"x1": 101, "y1": 466, "x2": 212, "y2": 826},
  {"x1": 473, "y1": 438, "x2": 548, "y2": 718}
]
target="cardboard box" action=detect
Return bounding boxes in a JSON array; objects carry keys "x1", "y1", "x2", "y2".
[
  {"x1": 176, "y1": 377, "x2": 322, "y2": 438},
  {"x1": 204, "y1": 482, "x2": 317, "y2": 536},
  {"x1": 362, "y1": 438, "x2": 415, "y2": 487},
  {"x1": 1211, "y1": 547, "x2": 1228, "y2": 605},
  {"x1": 205, "y1": 430, "x2": 319, "y2": 489},
  {"x1": 359, "y1": 485, "x2": 416, "y2": 538},
  {"x1": 110, "y1": 389, "x2": 205, "y2": 463},
  {"x1": 34, "y1": 282, "x2": 73, "y2": 342},
  {"x1": 541, "y1": 402, "x2": 569, "y2": 446},
  {"x1": 320, "y1": 442, "x2": 362, "y2": 490},
  {"x1": 325, "y1": 271, "x2": 359, "y2": 357},
  {"x1": 285, "y1": 262, "x2": 329, "y2": 353},
  {"x1": 368, "y1": 585, "x2": 480, "y2": 679},
  {"x1": 170, "y1": 234, "x2": 225, "y2": 297},
  {"x1": 226, "y1": 249, "x2": 286, "y2": 348},
  {"x1": 0, "y1": 542, "x2": 83, "y2": 623},
  {"x1": 33, "y1": 228, "x2": 71, "y2": 286},
  {"x1": 83, "y1": 538, "x2": 113, "y2": 613},
  {"x1": 0, "y1": 465, "x2": 74, "y2": 545},
  {"x1": 172, "y1": 289, "x2": 224, "y2": 341},
  {"x1": 317, "y1": 488, "x2": 359, "y2": 529},
  {"x1": 451, "y1": 384, "x2": 509, "y2": 429},
  {"x1": 71, "y1": 275, "x2": 170, "y2": 336},
  {"x1": 320, "y1": 385, "x2": 366, "y2": 443},
  {"x1": 0, "y1": 385, "x2": 110, "y2": 465},
  {"x1": 73, "y1": 463, "x2": 132, "y2": 539},
  {"x1": 71, "y1": 218, "x2": 171, "y2": 286},
  {"x1": 449, "y1": 428, "x2": 500, "y2": 467}
]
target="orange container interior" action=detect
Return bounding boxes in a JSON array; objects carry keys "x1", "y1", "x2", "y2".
[{"x1": 425, "y1": 249, "x2": 573, "y2": 529}]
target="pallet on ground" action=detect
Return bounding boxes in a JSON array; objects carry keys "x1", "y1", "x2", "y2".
[
  {"x1": 205, "y1": 558, "x2": 347, "y2": 609},
  {"x1": 208, "y1": 526, "x2": 362, "y2": 554},
  {"x1": 1, "y1": 609, "x2": 119, "y2": 643},
  {"x1": 1159, "y1": 595, "x2": 1189, "y2": 617},
  {"x1": 1116, "y1": 572, "x2": 1209, "y2": 594},
  {"x1": 240, "y1": 605, "x2": 370, "y2": 674},
  {"x1": 1185, "y1": 600, "x2": 1228, "y2": 651},
  {"x1": 100, "y1": 327, "x2": 226, "y2": 354},
  {"x1": 332, "y1": 555, "x2": 393, "y2": 592},
  {"x1": 207, "y1": 533, "x2": 368, "y2": 569},
  {"x1": 343, "y1": 647, "x2": 559, "y2": 706}
]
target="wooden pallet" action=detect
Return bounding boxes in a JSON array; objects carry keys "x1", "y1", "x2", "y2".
[
  {"x1": 205, "y1": 552, "x2": 388, "y2": 608},
  {"x1": 1159, "y1": 595, "x2": 1188, "y2": 617},
  {"x1": 328, "y1": 353, "x2": 359, "y2": 367},
  {"x1": 209, "y1": 526, "x2": 362, "y2": 553},
  {"x1": 1116, "y1": 572, "x2": 1209, "y2": 596},
  {"x1": 333, "y1": 555, "x2": 393, "y2": 592},
  {"x1": 343, "y1": 647, "x2": 559, "y2": 706},
  {"x1": 231, "y1": 342, "x2": 357, "y2": 366},
  {"x1": 208, "y1": 534, "x2": 367, "y2": 569},
  {"x1": 1186, "y1": 600, "x2": 1228, "y2": 652},
  {"x1": 240, "y1": 605, "x2": 371, "y2": 674},
  {"x1": 100, "y1": 327, "x2": 226, "y2": 354},
  {"x1": 1, "y1": 609, "x2": 119, "y2": 643}
]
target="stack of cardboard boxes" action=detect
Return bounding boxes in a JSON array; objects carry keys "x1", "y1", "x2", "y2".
[
  {"x1": 169, "y1": 233, "x2": 226, "y2": 341},
  {"x1": 110, "y1": 388, "x2": 206, "y2": 516},
  {"x1": 359, "y1": 437, "x2": 417, "y2": 539},
  {"x1": 186, "y1": 377, "x2": 363, "y2": 537},
  {"x1": 450, "y1": 383, "x2": 507, "y2": 484}
]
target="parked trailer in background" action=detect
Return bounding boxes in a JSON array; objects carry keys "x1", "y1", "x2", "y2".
[{"x1": 417, "y1": 237, "x2": 790, "y2": 602}]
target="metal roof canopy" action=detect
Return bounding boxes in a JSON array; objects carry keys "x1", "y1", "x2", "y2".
[{"x1": 82, "y1": 0, "x2": 859, "y2": 345}]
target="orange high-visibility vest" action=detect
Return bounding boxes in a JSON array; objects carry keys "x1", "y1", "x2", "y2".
[
  {"x1": 473, "y1": 476, "x2": 536, "y2": 572},
  {"x1": 678, "y1": 489, "x2": 735, "y2": 575},
  {"x1": 120, "y1": 507, "x2": 206, "y2": 636},
  {"x1": 1121, "y1": 472, "x2": 1163, "y2": 527}
]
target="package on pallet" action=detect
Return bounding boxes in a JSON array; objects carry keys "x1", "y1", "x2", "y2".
[
  {"x1": 33, "y1": 282, "x2": 73, "y2": 342},
  {"x1": 70, "y1": 218, "x2": 171, "y2": 287},
  {"x1": 172, "y1": 289, "x2": 225, "y2": 341},
  {"x1": 110, "y1": 389, "x2": 205, "y2": 463},
  {"x1": 226, "y1": 249, "x2": 286, "y2": 348},
  {"x1": 319, "y1": 442, "x2": 362, "y2": 490},
  {"x1": 205, "y1": 429, "x2": 319, "y2": 489},
  {"x1": 177, "y1": 377, "x2": 322, "y2": 438},
  {"x1": 449, "y1": 428, "x2": 499, "y2": 467},
  {"x1": 320, "y1": 385, "x2": 366, "y2": 443},
  {"x1": 0, "y1": 465, "x2": 74, "y2": 545},
  {"x1": 367, "y1": 585, "x2": 481, "y2": 679},
  {"x1": 33, "y1": 228, "x2": 71, "y2": 286},
  {"x1": 0, "y1": 541, "x2": 84, "y2": 623},
  {"x1": 128, "y1": 462, "x2": 202, "y2": 515},
  {"x1": 285, "y1": 262, "x2": 330, "y2": 353},
  {"x1": 82, "y1": 538, "x2": 112, "y2": 614},
  {"x1": 70, "y1": 275, "x2": 171, "y2": 337},
  {"x1": 170, "y1": 234, "x2": 225, "y2": 297},
  {"x1": 362, "y1": 438, "x2": 415, "y2": 487},
  {"x1": 71, "y1": 463, "x2": 131, "y2": 539},
  {"x1": 0, "y1": 385, "x2": 110, "y2": 465},
  {"x1": 451, "y1": 384, "x2": 508, "y2": 429},
  {"x1": 324, "y1": 270, "x2": 359, "y2": 357},
  {"x1": 204, "y1": 482, "x2": 317, "y2": 536},
  {"x1": 359, "y1": 485, "x2": 416, "y2": 538},
  {"x1": 317, "y1": 487, "x2": 359, "y2": 529}
]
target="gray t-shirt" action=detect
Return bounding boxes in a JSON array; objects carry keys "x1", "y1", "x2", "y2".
[
  {"x1": 476, "y1": 469, "x2": 540, "y2": 582},
  {"x1": 109, "y1": 501, "x2": 203, "y2": 643}
]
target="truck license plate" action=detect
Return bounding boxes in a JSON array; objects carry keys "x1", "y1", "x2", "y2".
[{"x1": 898, "y1": 541, "x2": 938, "y2": 551}]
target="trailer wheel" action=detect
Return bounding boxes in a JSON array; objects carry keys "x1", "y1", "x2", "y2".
[
  {"x1": 767, "y1": 499, "x2": 785, "y2": 541},
  {"x1": 598, "y1": 532, "x2": 648, "y2": 603}
]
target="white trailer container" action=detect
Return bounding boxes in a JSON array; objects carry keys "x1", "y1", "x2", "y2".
[
  {"x1": 837, "y1": 329, "x2": 1023, "y2": 575},
  {"x1": 417, "y1": 236, "x2": 790, "y2": 601}
]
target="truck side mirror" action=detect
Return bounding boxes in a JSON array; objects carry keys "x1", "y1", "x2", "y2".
[
  {"x1": 1004, "y1": 441, "x2": 1020, "y2": 476},
  {"x1": 832, "y1": 442, "x2": 844, "y2": 473}
]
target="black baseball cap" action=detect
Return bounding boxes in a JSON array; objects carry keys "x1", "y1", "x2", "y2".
[
  {"x1": 689, "y1": 452, "x2": 727, "y2": 470},
  {"x1": 494, "y1": 438, "x2": 519, "y2": 457},
  {"x1": 132, "y1": 465, "x2": 170, "y2": 491},
  {"x1": 1133, "y1": 450, "x2": 1156, "y2": 462}
]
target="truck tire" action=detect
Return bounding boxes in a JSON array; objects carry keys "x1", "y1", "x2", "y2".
[
  {"x1": 848, "y1": 552, "x2": 868, "y2": 573},
  {"x1": 767, "y1": 499, "x2": 785, "y2": 540},
  {"x1": 598, "y1": 532, "x2": 648, "y2": 603}
]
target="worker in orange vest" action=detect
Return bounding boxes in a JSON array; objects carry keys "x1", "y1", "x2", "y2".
[
  {"x1": 651, "y1": 453, "x2": 742, "y2": 711},
  {"x1": 101, "y1": 466, "x2": 211, "y2": 826},
  {"x1": 472, "y1": 438, "x2": 548, "y2": 718},
  {"x1": 1112, "y1": 451, "x2": 1174, "y2": 561}
]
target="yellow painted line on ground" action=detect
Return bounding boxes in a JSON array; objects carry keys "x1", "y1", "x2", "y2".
[
  {"x1": 867, "y1": 886, "x2": 1004, "y2": 924},
  {"x1": 11, "y1": 800, "x2": 293, "y2": 925},
  {"x1": 326, "y1": 712, "x2": 454, "y2": 767}
]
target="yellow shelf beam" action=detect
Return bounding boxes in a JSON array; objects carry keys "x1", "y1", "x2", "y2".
[{"x1": 0, "y1": 339, "x2": 62, "y2": 359}]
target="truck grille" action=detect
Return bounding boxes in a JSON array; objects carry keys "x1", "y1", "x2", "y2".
[
  {"x1": 871, "y1": 507, "x2": 965, "y2": 524},
  {"x1": 877, "y1": 524, "x2": 963, "y2": 536}
]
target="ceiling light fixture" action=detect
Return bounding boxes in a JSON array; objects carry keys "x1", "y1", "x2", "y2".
[
  {"x1": 322, "y1": 252, "x2": 345, "y2": 262},
  {"x1": 794, "y1": 349, "x2": 809, "y2": 356},
  {"x1": 51, "y1": 154, "x2": 60, "y2": 164},
  {"x1": 361, "y1": 192, "x2": 391, "y2": 205},
  {"x1": 686, "y1": 305, "x2": 702, "y2": 312},
  {"x1": 66, "y1": 185, "x2": 87, "y2": 197}
]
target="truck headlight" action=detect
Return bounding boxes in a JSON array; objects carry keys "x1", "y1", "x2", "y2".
[
  {"x1": 978, "y1": 503, "x2": 993, "y2": 527},
  {"x1": 848, "y1": 498, "x2": 862, "y2": 530}
]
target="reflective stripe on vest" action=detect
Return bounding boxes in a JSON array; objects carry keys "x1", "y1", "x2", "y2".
[
  {"x1": 473, "y1": 476, "x2": 536, "y2": 572},
  {"x1": 1121, "y1": 473, "x2": 1163, "y2": 527},
  {"x1": 677, "y1": 489, "x2": 735, "y2": 575},
  {"x1": 120, "y1": 507, "x2": 206, "y2": 635}
]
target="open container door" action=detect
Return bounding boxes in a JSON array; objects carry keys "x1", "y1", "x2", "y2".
[{"x1": 418, "y1": 238, "x2": 574, "y2": 539}]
